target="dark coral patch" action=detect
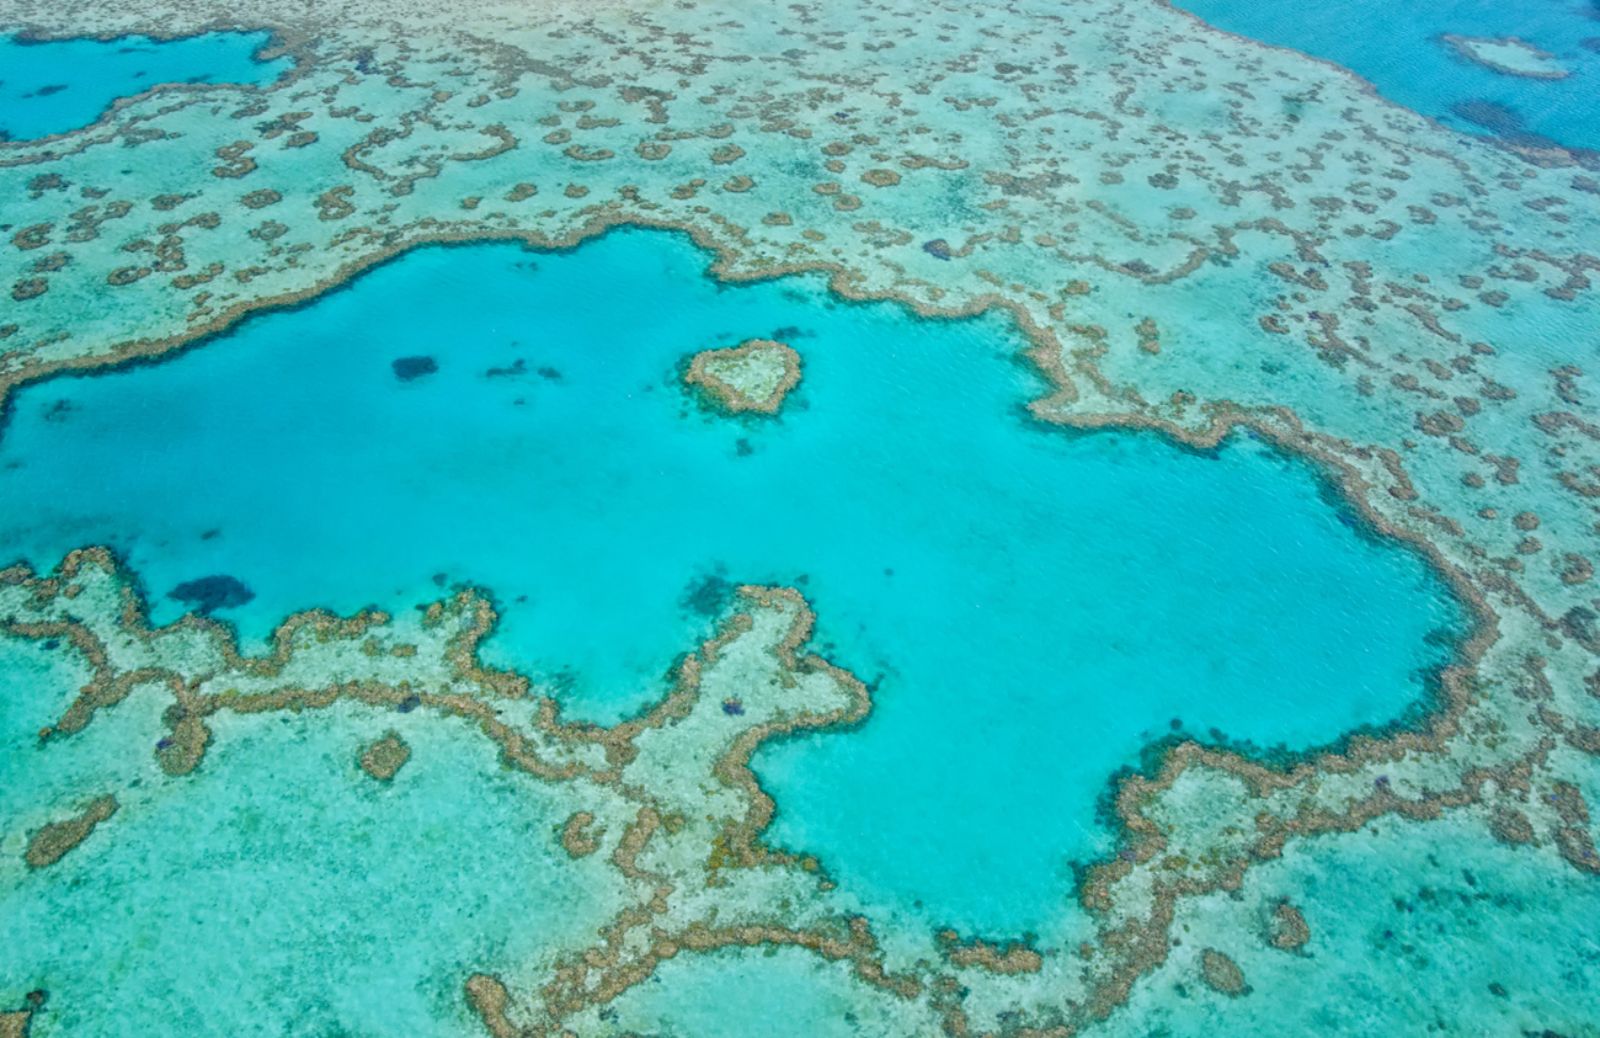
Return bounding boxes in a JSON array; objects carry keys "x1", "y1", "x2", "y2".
[
  {"x1": 681, "y1": 572, "x2": 733, "y2": 617},
  {"x1": 485, "y1": 358, "x2": 526, "y2": 378},
  {"x1": 167, "y1": 575, "x2": 255, "y2": 614},
  {"x1": 1449, "y1": 99, "x2": 1561, "y2": 149},
  {"x1": 391, "y1": 355, "x2": 439, "y2": 381}
]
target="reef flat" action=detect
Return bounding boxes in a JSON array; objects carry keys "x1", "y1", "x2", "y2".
[
  {"x1": 0, "y1": 0, "x2": 1597, "y2": 1033},
  {"x1": 1442, "y1": 35, "x2": 1572, "y2": 82}
]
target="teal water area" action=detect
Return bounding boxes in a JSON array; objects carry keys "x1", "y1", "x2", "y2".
[
  {"x1": 0, "y1": 30, "x2": 287, "y2": 141},
  {"x1": 0, "y1": 229, "x2": 1462, "y2": 936},
  {"x1": 1172, "y1": 0, "x2": 1600, "y2": 153}
]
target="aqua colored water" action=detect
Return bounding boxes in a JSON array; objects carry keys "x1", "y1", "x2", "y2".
[
  {"x1": 1173, "y1": 0, "x2": 1600, "y2": 152},
  {"x1": 0, "y1": 30, "x2": 288, "y2": 141},
  {"x1": 0, "y1": 229, "x2": 1461, "y2": 937}
]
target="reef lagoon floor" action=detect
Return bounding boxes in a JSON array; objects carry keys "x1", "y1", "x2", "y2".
[{"x1": 0, "y1": 0, "x2": 1598, "y2": 1035}]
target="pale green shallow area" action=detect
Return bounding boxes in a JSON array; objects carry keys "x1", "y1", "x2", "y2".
[
  {"x1": 1108, "y1": 816, "x2": 1600, "y2": 1036},
  {"x1": 0, "y1": 642, "x2": 626, "y2": 1038},
  {"x1": 605, "y1": 948, "x2": 946, "y2": 1037}
]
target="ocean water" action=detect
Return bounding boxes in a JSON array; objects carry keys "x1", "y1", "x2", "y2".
[
  {"x1": 1172, "y1": 0, "x2": 1600, "y2": 152},
  {"x1": 0, "y1": 228, "x2": 1461, "y2": 938},
  {"x1": 0, "y1": 30, "x2": 287, "y2": 141}
]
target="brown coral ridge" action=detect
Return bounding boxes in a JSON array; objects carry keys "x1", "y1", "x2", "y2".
[
  {"x1": 558, "y1": 811, "x2": 602, "y2": 858},
  {"x1": 0, "y1": 546, "x2": 584, "y2": 783},
  {"x1": 522, "y1": 590, "x2": 916, "y2": 1032},
  {"x1": 23, "y1": 794, "x2": 118, "y2": 869},
  {"x1": 464, "y1": 975, "x2": 519, "y2": 1038},
  {"x1": 683, "y1": 338, "x2": 803, "y2": 415},
  {"x1": 0, "y1": 548, "x2": 868, "y2": 808},
  {"x1": 936, "y1": 931, "x2": 1045, "y2": 974}
]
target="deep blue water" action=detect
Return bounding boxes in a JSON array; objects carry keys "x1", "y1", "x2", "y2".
[
  {"x1": 0, "y1": 229, "x2": 1462, "y2": 935},
  {"x1": 1174, "y1": 0, "x2": 1600, "y2": 153},
  {"x1": 0, "y1": 30, "x2": 288, "y2": 141}
]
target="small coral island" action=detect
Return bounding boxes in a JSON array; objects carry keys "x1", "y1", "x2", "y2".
[
  {"x1": 683, "y1": 338, "x2": 801, "y2": 415},
  {"x1": 1442, "y1": 34, "x2": 1571, "y2": 80},
  {"x1": 358, "y1": 731, "x2": 412, "y2": 782}
]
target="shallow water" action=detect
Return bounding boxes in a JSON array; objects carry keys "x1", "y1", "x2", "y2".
[
  {"x1": 1173, "y1": 0, "x2": 1600, "y2": 152},
  {"x1": 0, "y1": 30, "x2": 287, "y2": 141},
  {"x1": 0, "y1": 639, "x2": 626, "y2": 1038},
  {"x1": 0, "y1": 228, "x2": 1462, "y2": 937},
  {"x1": 604, "y1": 946, "x2": 947, "y2": 1036},
  {"x1": 1106, "y1": 815, "x2": 1600, "y2": 1036}
]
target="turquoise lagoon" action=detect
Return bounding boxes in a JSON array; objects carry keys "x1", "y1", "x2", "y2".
[
  {"x1": 0, "y1": 229, "x2": 1462, "y2": 938},
  {"x1": 1174, "y1": 0, "x2": 1600, "y2": 152},
  {"x1": 0, "y1": 30, "x2": 287, "y2": 141}
]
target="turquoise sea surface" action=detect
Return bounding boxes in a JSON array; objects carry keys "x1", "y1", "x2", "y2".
[
  {"x1": 0, "y1": 30, "x2": 287, "y2": 141},
  {"x1": 1173, "y1": 0, "x2": 1600, "y2": 152},
  {"x1": 0, "y1": 229, "x2": 1462, "y2": 937}
]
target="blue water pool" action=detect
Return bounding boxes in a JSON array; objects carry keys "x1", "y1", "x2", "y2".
[
  {"x1": 0, "y1": 30, "x2": 289, "y2": 141},
  {"x1": 0, "y1": 228, "x2": 1463, "y2": 936}
]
